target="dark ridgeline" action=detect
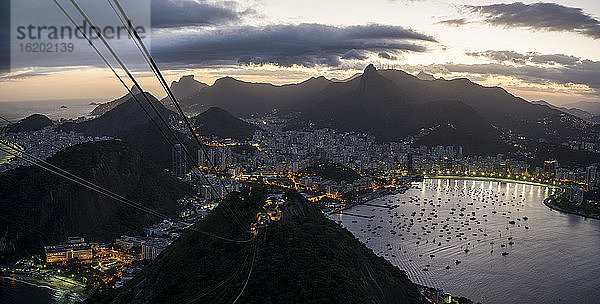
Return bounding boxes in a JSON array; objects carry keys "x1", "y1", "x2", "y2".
[
  {"x1": 4, "y1": 114, "x2": 53, "y2": 133},
  {"x1": 191, "y1": 107, "x2": 258, "y2": 140},
  {"x1": 176, "y1": 75, "x2": 331, "y2": 116},
  {"x1": 293, "y1": 65, "x2": 505, "y2": 155},
  {"x1": 80, "y1": 65, "x2": 593, "y2": 157},
  {"x1": 60, "y1": 92, "x2": 172, "y2": 137},
  {"x1": 530, "y1": 100, "x2": 596, "y2": 121},
  {"x1": 90, "y1": 85, "x2": 142, "y2": 116},
  {"x1": 159, "y1": 75, "x2": 208, "y2": 108},
  {"x1": 0, "y1": 140, "x2": 192, "y2": 263},
  {"x1": 168, "y1": 64, "x2": 592, "y2": 155},
  {"x1": 86, "y1": 185, "x2": 426, "y2": 304},
  {"x1": 59, "y1": 92, "x2": 191, "y2": 169},
  {"x1": 563, "y1": 101, "x2": 600, "y2": 115},
  {"x1": 59, "y1": 91, "x2": 257, "y2": 168}
]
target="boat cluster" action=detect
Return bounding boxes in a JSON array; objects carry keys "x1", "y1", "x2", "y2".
[{"x1": 342, "y1": 181, "x2": 532, "y2": 272}]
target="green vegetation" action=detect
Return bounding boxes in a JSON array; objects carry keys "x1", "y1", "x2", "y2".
[
  {"x1": 303, "y1": 162, "x2": 361, "y2": 183},
  {"x1": 88, "y1": 184, "x2": 425, "y2": 304}
]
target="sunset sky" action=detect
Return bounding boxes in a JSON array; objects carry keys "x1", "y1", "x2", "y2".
[{"x1": 1, "y1": 0, "x2": 600, "y2": 106}]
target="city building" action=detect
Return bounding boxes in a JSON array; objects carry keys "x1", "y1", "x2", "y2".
[
  {"x1": 172, "y1": 144, "x2": 187, "y2": 178},
  {"x1": 116, "y1": 235, "x2": 145, "y2": 250},
  {"x1": 141, "y1": 238, "x2": 171, "y2": 260},
  {"x1": 44, "y1": 237, "x2": 93, "y2": 263},
  {"x1": 585, "y1": 165, "x2": 598, "y2": 190}
]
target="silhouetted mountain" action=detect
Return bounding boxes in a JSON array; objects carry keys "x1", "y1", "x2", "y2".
[
  {"x1": 5, "y1": 114, "x2": 52, "y2": 133},
  {"x1": 531, "y1": 100, "x2": 595, "y2": 121},
  {"x1": 118, "y1": 120, "x2": 198, "y2": 170},
  {"x1": 375, "y1": 68, "x2": 588, "y2": 140},
  {"x1": 87, "y1": 185, "x2": 426, "y2": 304},
  {"x1": 167, "y1": 66, "x2": 593, "y2": 152},
  {"x1": 290, "y1": 65, "x2": 505, "y2": 154},
  {"x1": 61, "y1": 92, "x2": 174, "y2": 137},
  {"x1": 416, "y1": 71, "x2": 436, "y2": 81},
  {"x1": 564, "y1": 101, "x2": 600, "y2": 115},
  {"x1": 331, "y1": 73, "x2": 362, "y2": 82},
  {"x1": 160, "y1": 75, "x2": 208, "y2": 107},
  {"x1": 0, "y1": 141, "x2": 191, "y2": 262},
  {"x1": 191, "y1": 107, "x2": 258, "y2": 140},
  {"x1": 178, "y1": 76, "x2": 331, "y2": 116},
  {"x1": 90, "y1": 86, "x2": 142, "y2": 116},
  {"x1": 529, "y1": 143, "x2": 600, "y2": 167},
  {"x1": 60, "y1": 93, "x2": 197, "y2": 169}
]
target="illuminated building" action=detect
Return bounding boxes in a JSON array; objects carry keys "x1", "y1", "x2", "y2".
[
  {"x1": 44, "y1": 237, "x2": 93, "y2": 263},
  {"x1": 141, "y1": 239, "x2": 171, "y2": 260},
  {"x1": 172, "y1": 144, "x2": 187, "y2": 178}
]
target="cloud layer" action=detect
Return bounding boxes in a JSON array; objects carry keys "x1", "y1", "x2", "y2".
[
  {"x1": 465, "y1": 2, "x2": 600, "y2": 39},
  {"x1": 151, "y1": 0, "x2": 251, "y2": 28},
  {"x1": 152, "y1": 23, "x2": 436, "y2": 68},
  {"x1": 454, "y1": 50, "x2": 600, "y2": 95}
]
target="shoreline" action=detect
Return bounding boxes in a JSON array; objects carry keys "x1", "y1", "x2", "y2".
[
  {"x1": 428, "y1": 176, "x2": 600, "y2": 221},
  {"x1": 543, "y1": 196, "x2": 600, "y2": 221},
  {"x1": 425, "y1": 175, "x2": 559, "y2": 188},
  {"x1": 1, "y1": 273, "x2": 88, "y2": 301}
]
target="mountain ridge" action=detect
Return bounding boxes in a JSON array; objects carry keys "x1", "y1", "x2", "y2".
[
  {"x1": 0, "y1": 140, "x2": 191, "y2": 262},
  {"x1": 86, "y1": 185, "x2": 428, "y2": 304}
]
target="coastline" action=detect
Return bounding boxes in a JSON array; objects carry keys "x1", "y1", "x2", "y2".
[
  {"x1": 1, "y1": 273, "x2": 87, "y2": 302},
  {"x1": 543, "y1": 195, "x2": 600, "y2": 221},
  {"x1": 428, "y1": 176, "x2": 600, "y2": 221},
  {"x1": 425, "y1": 175, "x2": 559, "y2": 188}
]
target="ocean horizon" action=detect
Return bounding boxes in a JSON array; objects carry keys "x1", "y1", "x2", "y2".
[{"x1": 0, "y1": 99, "x2": 99, "y2": 125}]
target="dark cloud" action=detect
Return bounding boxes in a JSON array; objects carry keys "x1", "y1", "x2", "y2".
[
  {"x1": 152, "y1": 23, "x2": 436, "y2": 68},
  {"x1": 341, "y1": 49, "x2": 368, "y2": 60},
  {"x1": 467, "y1": 50, "x2": 581, "y2": 66},
  {"x1": 466, "y1": 2, "x2": 600, "y2": 39},
  {"x1": 151, "y1": 0, "x2": 252, "y2": 28},
  {"x1": 378, "y1": 52, "x2": 398, "y2": 60},
  {"x1": 436, "y1": 18, "x2": 469, "y2": 27},
  {"x1": 445, "y1": 52, "x2": 600, "y2": 95}
]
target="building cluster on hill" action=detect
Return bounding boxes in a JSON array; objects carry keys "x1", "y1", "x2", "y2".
[
  {"x1": 0, "y1": 127, "x2": 112, "y2": 172},
  {"x1": 176, "y1": 120, "x2": 598, "y2": 204}
]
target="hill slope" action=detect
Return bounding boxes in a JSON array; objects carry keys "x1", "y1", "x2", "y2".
[
  {"x1": 564, "y1": 101, "x2": 600, "y2": 115},
  {"x1": 173, "y1": 66, "x2": 591, "y2": 148},
  {"x1": 192, "y1": 107, "x2": 258, "y2": 140},
  {"x1": 61, "y1": 93, "x2": 173, "y2": 137},
  {"x1": 90, "y1": 86, "x2": 142, "y2": 116},
  {"x1": 377, "y1": 68, "x2": 588, "y2": 140},
  {"x1": 531, "y1": 100, "x2": 595, "y2": 122},
  {"x1": 292, "y1": 65, "x2": 505, "y2": 154},
  {"x1": 60, "y1": 93, "x2": 195, "y2": 169},
  {"x1": 178, "y1": 76, "x2": 332, "y2": 116},
  {"x1": 5, "y1": 114, "x2": 53, "y2": 133},
  {"x1": 0, "y1": 141, "x2": 191, "y2": 262},
  {"x1": 160, "y1": 75, "x2": 208, "y2": 107},
  {"x1": 87, "y1": 185, "x2": 426, "y2": 304}
]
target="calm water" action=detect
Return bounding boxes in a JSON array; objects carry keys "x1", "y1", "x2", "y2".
[
  {"x1": 330, "y1": 178, "x2": 600, "y2": 304},
  {"x1": 0, "y1": 277, "x2": 81, "y2": 304},
  {"x1": 0, "y1": 99, "x2": 97, "y2": 124}
]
